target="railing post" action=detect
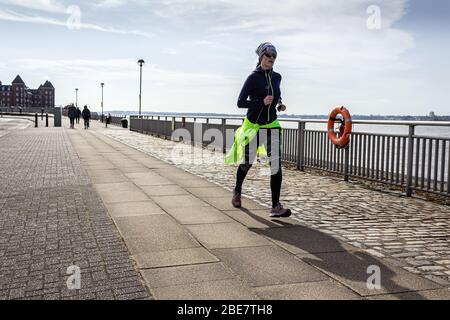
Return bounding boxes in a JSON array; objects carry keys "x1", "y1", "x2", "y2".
[
  {"x1": 191, "y1": 118, "x2": 195, "y2": 147},
  {"x1": 405, "y1": 125, "x2": 415, "y2": 197},
  {"x1": 296, "y1": 121, "x2": 305, "y2": 171},
  {"x1": 35, "y1": 113, "x2": 38, "y2": 127},
  {"x1": 344, "y1": 146, "x2": 350, "y2": 181},
  {"x1": 222, "y1": 118, "x2": 226, "y2": 154}
]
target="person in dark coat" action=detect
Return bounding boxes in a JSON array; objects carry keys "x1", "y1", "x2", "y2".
[
  {"x1": 76, "y1": 107, "x2": 81, "y2": 124},
  {"x1": 82, "y1": 105, "x2": 91, "y2": 129},
  {"x1": 67, "y1": 104, "x2": 77, "y2": 129},
  {"x1": 229, "y1": 42, "x2": 291, "y2": 218}
]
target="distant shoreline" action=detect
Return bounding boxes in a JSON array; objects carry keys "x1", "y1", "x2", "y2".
[{"x1": 102, "y1": 111, "x2": 450, "y2": 122}]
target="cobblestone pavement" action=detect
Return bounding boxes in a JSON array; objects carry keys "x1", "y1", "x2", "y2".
[
  {"x1": 0, "y1": 127, "x2": 150, "y2": 300},
  {"x1": 100, "y1": 126, "x2": 450, "y2": 286}
]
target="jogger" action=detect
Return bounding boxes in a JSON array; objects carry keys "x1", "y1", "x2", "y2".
[{"x1": 226, "y1": 42, "x2": 291, "y2": 218}]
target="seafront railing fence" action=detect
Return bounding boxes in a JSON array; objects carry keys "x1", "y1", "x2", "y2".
[
  {"x1": 0, "y1": 106, "x2": 56, "y2": 115},
  {"x1": 127, "y1": 115, "x2": 450, "y2": 198}
]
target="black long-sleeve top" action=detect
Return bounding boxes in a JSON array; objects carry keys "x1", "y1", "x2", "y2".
[{"x1": 237, "y1": 65, "x2": 282, "y2": 125}]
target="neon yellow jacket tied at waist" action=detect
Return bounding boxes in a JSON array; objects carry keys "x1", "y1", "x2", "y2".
[{"x1": 224, "y1": 118, "x2": 282, "y2": 164}]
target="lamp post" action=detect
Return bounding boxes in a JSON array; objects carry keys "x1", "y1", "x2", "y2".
[
  {"x1": 100, "y1": 83, "x2": 104, "y2": 123},
  {"x1": 75, "y1": 88, "x2": 78, "y2": 108},
  {"x1": 137, "y1": 59, "x2": 145, "y2": 116}
]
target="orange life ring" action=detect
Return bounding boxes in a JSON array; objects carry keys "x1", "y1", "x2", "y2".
[{"x1": 327, "y1": 106, "x2": 352, "y2": 148}]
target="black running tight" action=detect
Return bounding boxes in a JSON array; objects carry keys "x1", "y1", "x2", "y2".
[{"x1": 234, "y1": 128, "x2": 282, "y2": 208}]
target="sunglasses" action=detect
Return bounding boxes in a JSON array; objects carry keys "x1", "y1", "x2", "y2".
[{"x1": 264, "y1": 53, "x2": 277, "y2": 59}]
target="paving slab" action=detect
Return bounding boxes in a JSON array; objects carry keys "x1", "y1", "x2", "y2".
[
  {"x1": 84, "y1": 165, "x2": 118, "y2": 172},
  {"x1": 134, "y1": 247, "x2": 219, "y2": 269},
  {"x1": 186, "y1": 223, "x2": 271, "y2": 249},
  {"x1": 119, "y1": 166, "x2": 151, "y2": 174},
  {"x1": 165, "y1": 206, "x2": 232, "y2": 225},
  {"x1": 224, "y1": 209, "x2": 300, "y2": 229},
  {"x1": 140, "y1": 185, "x2": 190, "y2": 197},
  {"x1": 115, "y1": 215, "x2": 189, "y2": 239},
  {"x1": 255, "y1": 280, "x2": 361, "y2": 300},
  {"x1": 125, "y1": 172, "x2": 174, "y2": 186},
  {"x1": 87, "y1": 169, "x2": 129, "y2": 184},
  {"x1": 150, "y1": 194, "x2": 210, "y2": 209},
  {"x1": 140, "y1": 263, "x2": 235, "y2": 288},
  {"x1": 212, "y1": 246, "x2": 328, "y2": 287},
  {"x1": 104, "y1": 200, "x2": 165, "y2": 217},
  {"x1": 108, "y1": 160, "x2": 145, "y2": 168},
  {"x1": 203, "y1": 196, "x2": 267, "y2": 211},
  {"x1": 114, "y1": 215, "x2": 201, "y2": 254},
  {"x1": 299, "y1": 251, "x2": 441, "y2": 297},
  {"x1": 153, "y1": 168, "x2": 201, "y2": 181},
  {"x1": 186, "y1": 187, "x2": 233, "y2": 198},
  {"x1": 176, "y1": 178, "x2": 218, "y2": 188},
  {"x1": 94, "y1": 182, "x2": 149, "y2": 203},
  {"x1": 251, "y1": 225, "x2": 356, "y2": 255},
  {"x1": 132, "y1": 158, "x2": 173, "y2": 169},
  {"x1": 150, "y1": 279, "x2": 258, "y2": 300}
]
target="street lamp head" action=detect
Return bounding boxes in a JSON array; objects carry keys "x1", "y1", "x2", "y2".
[
  {"x1": 138, "y1": 59, "x2": 145, "y2": 66},
  {"x1": 101, "y1": 83, "x2": 104, "y2": 87}
]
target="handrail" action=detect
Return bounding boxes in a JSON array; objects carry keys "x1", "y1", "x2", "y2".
[
  {"x1": 128, "y1": 114, "x2": 450, "y2": 127},
  {"x1": 128, "y1": 114, "x2": 450, "y2": 198}
]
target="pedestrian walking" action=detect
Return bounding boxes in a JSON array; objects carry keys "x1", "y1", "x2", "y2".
[
  {"x1": 76, "y1": 107, "x2": 81, "y2": 124},
  {"x1": 82, "y1": 105, "x2": 91, "y2": 129},
  {"x1": 225, "y1": 42, "x2": 291, "y2": 218},
  {"x1": 68, "y1": 104, "x2": 77, "y2": 129}
]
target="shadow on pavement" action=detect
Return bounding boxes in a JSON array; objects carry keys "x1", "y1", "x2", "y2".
[{"x1": 238, "y1": 207, "x2": 427, "y2": 300}]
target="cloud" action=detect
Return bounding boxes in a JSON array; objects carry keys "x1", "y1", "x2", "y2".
[
  {"x1": 14, "y1": 58, "x2": 238, "y2": 87},
  {"x1": 2, "y1": 0, "x2": 429, "y2": 114},
  {"x1": 12, "y1": 58, "x2": 240, "y2": 110},
  {"x1": 93, "y1": 0, "x2": 137, "y2": 9},
  {"x1": 161, "y1": 48, "x2": 177, "y2": 55},
  {"x1": 94, "y1": 0, "x2": 127, "y2": 8},
  {"x1": 0, "y1": 0, "x2": 66, "y2": 13},
  {"x1": 0, "y1": 9, "x2": 153, "y2": 37}
]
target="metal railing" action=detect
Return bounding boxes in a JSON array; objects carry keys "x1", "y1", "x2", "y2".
[
  {"x1": 128, "y1": 114, "x2": 450, "y2": 198},
  {"x1": 108, "y1": 115, "x2": 124, "y2": 126},
  {"x1": 0, "y1": 106, "x2": 56, "y2": 114}
]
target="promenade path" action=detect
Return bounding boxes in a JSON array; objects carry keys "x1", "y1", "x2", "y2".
[
  {"x1": 0, "y1": 118, "x2": 150, "y2": 300},
  {"x1": 1, "y1": 116, "x2": 449, "y2": 300},
  {"x1": 64, "y1": 119, "x2": 450, "y2": 300},
  {"x1": 0, "y1": 117, "x2": 33, "y2": 138}
]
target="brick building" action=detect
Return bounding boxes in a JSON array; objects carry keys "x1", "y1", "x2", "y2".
[{"x1": 0, "y1": 75, "x2": 55, "y2": 108}]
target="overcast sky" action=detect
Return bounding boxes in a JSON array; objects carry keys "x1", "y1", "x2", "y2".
[{"x1": 0, "y1": 0, "x2": 449, "y2": 115}]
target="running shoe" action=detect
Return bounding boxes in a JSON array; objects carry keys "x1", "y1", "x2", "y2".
[
  {"x1": 270, "y1": 203, "x2": 291, "y2": 218},
  {"x1": 232, "y1": 191, "x2": 242, "y2": 208}
]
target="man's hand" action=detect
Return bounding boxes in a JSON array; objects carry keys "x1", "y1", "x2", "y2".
[{"x1": 264, "y1": 96, "x2": 274, "y2": 106}]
